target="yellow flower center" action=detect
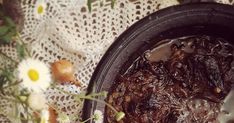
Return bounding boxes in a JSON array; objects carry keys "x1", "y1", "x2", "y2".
[
  {"x1": 37, "y1": 5, "x2": 44, "y2": 14},
  {"x1": 28, "y1": 69, "x2": 39, "y2": 82}
]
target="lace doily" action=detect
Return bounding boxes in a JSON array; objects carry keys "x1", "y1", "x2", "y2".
[{"x1": 1, "y1": 0, "x2": 234, "y2": 122}]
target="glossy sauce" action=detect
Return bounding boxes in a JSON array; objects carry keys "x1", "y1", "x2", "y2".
[{"x1": 106, "y1": 36, "x2": 234, "y2": 123}]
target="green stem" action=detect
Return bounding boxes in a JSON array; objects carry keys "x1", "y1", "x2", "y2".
[
  {"x1": 88, "y1": 91, "x2": 106, "y2": 97},
  {"x1": 2, "y1": 81, "x2": 21, "y2": 90},
  {"x1": 16, "y1": 33, "x2": 31, "y2": 57},
  {"x1": 0, "y1": 95, "x2": 20, "y2": 103},
  {"x1": 54, "y1": 86, "x2": 118, "y2": 113},
  {"x1": 25, "y1": 104, "x2": 29, "y2": 121},
  {"x1": 81, "y1": 116, "x2": 93, "y2": 123},
  {"x1": 0, "y1": 96, "x2": 37, "y2": 122},
  {"x1": 0, "y1": 91, "x2": 40, "y2": 122},
  {"x1": 111, "y1": 0, "x2": 116, "y2": 9},
  {"x1": 87, "y1": 0, "x2": 92, "y2": 12},
  {"x1": 11, "y1": 111, "x2": 35, "y2": 121},
  {"x1": 19, "y1": 100, "x2": 40, "y2": 122},
  {"x1": 82, "y1": 96, "x2": 118, "y2": 113}
]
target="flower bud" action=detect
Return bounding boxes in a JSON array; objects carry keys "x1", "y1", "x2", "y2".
[
  {"x1": 28, "y1": 92, "x2": 47, "y2": 111},
  {"x1": 115, "y1": 112, "x2": 125, "y2": 121},
  {"x1": 19, "y1": 95, "x2": 27, "y2": 102}
]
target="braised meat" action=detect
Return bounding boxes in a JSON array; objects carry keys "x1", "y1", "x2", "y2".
[{"x1": 106, "y1": 36, "x2": 234, "y2": 123}]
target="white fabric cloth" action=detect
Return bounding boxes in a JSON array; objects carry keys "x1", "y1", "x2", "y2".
[{"x1": 0, "y1": 0, "x2": 233, "y2": 122}]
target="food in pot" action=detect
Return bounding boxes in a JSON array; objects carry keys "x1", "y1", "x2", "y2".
[{"x1": 106, "y1": 36, "x2": 234, "y2": 123}]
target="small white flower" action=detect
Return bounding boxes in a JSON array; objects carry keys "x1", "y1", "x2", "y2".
[
  {"x1": 17, "y1": 58, "x2": 51, "y2": 92},
  {"x1": 34, "y1": 0, "x2": 47, "y2": 19},
  {"x1": 93, "y1": 110, "x2": 103, "y2": 123},
  {"x1": 57, "y1": 113, "x2": 70, "y2": 123},
  {"x1": 40, "y1": 109, "x2": 50, "y2": 123},
  {"x1": 28, "y1": 92, "x2": 48, "y2": 111}
]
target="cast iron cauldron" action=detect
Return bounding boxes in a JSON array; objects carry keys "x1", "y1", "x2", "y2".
[{"x1": 83, "y1": 2, "x2": 234, "y2": 123}]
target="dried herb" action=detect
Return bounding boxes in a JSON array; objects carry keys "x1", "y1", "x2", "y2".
[
  {"x1": 0, "y1": 9, "x2": 17, "y2": 44},
  {"x1": 87, "y1": 0, "x2": 116, "y2": 12}
]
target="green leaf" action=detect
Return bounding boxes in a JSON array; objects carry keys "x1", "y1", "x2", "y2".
[
  {"x1": 0, "y1": 34, "x2": 11, "y2": 43},
  {"x1": 2, "y1": 66, "x2": 15, "y2": 82},
  {"x1": 87, "y1": 0, "x2": 92, "y2": 12},
  {"x1": 0, "y1": 15, "x2": 17, "y2": 44},
  {"x1": 0, "y1": 26, "x2": 9, "y2": 36},
  {"x1": 111, "y1": 0, "x2": 116, "y2": 9},
  {"x1": 13, "y1": 102, "x2": 19, "y2": 121},
  {"x1": 5, "y1": 17, "x2": 16, "y2": 28},
  {"x1": 16, "y1": 43, "x2": 26, "y2": 60},
  {"x1": 0, "y1": 31, "x2": 15, "y2": 44}
]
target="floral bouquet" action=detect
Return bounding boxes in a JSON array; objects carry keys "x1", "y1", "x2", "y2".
[{"x1": 0, "y1": 0, "x2": 124, "y2": 123}]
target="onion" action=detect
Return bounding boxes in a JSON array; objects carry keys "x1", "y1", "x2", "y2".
[
  {"x1": 49, "y1": 107, "x2": 57, "y2": 123},
  {"x1": 51, "y1": 60, "x2": 80, "y2": 86}
]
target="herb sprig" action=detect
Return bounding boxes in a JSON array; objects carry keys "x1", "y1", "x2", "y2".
[{"x1": 87, "y1": 0, "x2": 116, "y2": 12}]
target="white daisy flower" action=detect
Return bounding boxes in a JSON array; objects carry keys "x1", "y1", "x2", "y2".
[
  {"x1": 93, "y1": 110, "x2": 103, "y2": 123},
  {"x1": 40, "y1": 109, "x2": 50, "y2": 123},
  {"x1": 17, "y1": 58, "x2": 51, "y2": 92},
  {"x1": 34, "y1": 0, "x2": 47, "y2": 19},
  {"x1": 57, "y1": 113, "x2": 70, "y2": 123},
  {"x1": 28, "y1": 92, "x2": 48, "y2": 111}
]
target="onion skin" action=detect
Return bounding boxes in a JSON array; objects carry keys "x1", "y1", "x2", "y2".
[
  {"x1": 51, "y1": 60, "x2": 81, "y2": 87},
  {"x1": 49, "y1": 107, "x2": 57, "y2": 123},
  {"x1": 33, "y1": 108, "x2": 57, "y2": 123}
]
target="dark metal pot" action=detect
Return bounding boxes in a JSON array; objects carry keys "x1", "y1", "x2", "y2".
[{"x1": 83, "y1": 2, "x2": 234, "y2": 123}]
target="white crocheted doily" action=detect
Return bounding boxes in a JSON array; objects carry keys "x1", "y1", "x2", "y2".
[{"x1": 0, "y1": 0, "x2": 233, "y2": 122}]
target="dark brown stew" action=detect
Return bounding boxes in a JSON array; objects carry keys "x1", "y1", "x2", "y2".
[{"x1": 105, "y1": 36, "x2": 234, "y2": 123}]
